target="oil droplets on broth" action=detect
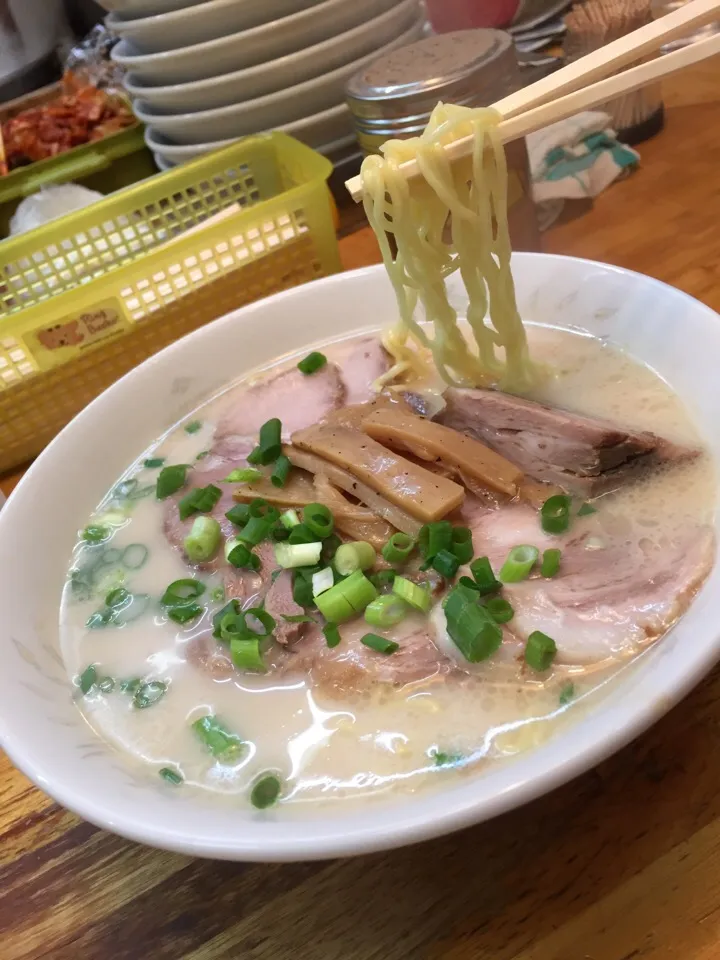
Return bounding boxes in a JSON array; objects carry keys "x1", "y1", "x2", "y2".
[{"x1": 59, "y1": 326, "x2": 716, "y2": 812}]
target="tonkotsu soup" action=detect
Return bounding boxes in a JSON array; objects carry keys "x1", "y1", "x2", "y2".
[{"x1": 60, "y1": 326, "x2": 715, "y2": 811}]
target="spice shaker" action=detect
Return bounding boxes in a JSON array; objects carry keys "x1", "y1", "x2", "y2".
[{"x1": 345, "y1": 30, "x2": 541, "y2": 252}]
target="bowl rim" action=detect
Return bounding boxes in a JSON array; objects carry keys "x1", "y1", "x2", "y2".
[
  {"x1": 2, "y1": 255, "x2": 719, "y2": 861},
  {"x1": 106, "y1": 0, "x2": 258, "y2": 28},
  {"x1": 126, "y1": 14, "x2": 424, "y2": 110},
  {"x1": 111, "y1": 0, "x2": 412, "y2": 66}
]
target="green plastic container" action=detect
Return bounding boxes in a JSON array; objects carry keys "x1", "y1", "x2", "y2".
[{"x1": 0, "y1": 83, "x2": 157, "y2": 238}]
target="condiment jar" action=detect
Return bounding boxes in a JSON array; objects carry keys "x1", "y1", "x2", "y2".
[{"x1": 345, "y1": 30, "x2": 541, "y2": 252}]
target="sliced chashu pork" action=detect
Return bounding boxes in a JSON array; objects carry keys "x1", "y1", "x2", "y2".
[
  {"x1": 439, "y1": 387, "x2": 696, "y2": 497},
  {"x1": 462, "y1": 501, "x2": 714, "y2": 668}
]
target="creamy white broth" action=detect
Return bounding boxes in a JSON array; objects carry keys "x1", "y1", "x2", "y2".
[{"x1": 59, "y1": 326, "x2": 716, "y2": 810}]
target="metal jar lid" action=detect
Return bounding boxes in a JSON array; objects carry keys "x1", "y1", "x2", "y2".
[{"x1": 346, "y1": 30, "x2": 522, "y2": 142}]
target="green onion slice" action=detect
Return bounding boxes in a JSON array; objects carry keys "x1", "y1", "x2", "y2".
[
  {"x1": 450, "y1": 526, "x2": 474, "y2": 564},
  {"x1": 230, "y1": 637, "x2": 266, "y2": 672},
  {"x1": 133, "y1": 680, "x2": 168, "y2": 709},
  {"x1": 315, "y1": 570, "x2": 377, "y2": 623},
  {"x1": 77, "y1": 664, "x2": 98, "y2": 695},
  {"x1": 184, "y1": 516, "x2": 221, "y2": 563},
  {"x1": 250, "y1": 773, "x2": 282, "y2": 809},
  {"x1": 577, "y1": 502, "x2": 597, "y2": 517},
  {"x1": 432, "y1": 548, "x2": 460, "y2": 579},
  {"x1": 392, "y1": 576, "x2": 431, "y2": 613},
  {"x1": 168, "y1": 603, "x2": 204, "y2": 624},
  {"x1": 223, "y1": 467, "x2": 262, "y2": 483},
  {"x1": 105, "y1": 587, "x2": 131, "y2": 609},
  {"x1": 82, "y1": 524, "x2": 111, "y2": 544},
  {"x1": 144, "y1": 457, "x2": 165, "y2": 469},
  {"x1": 162, "y1": 578, "x2": 205, "y2": 605},
  {"x1": 159, "y1": 767, "x2": 183, "y2": 785},
  {"x1": 540, "y1": 494, "x2": 572, "y2": 535},
  {"x1": 156, "y1": 464, "x2": 189, "y2": 500},
  {"x1": 323, "y1": 623, "x2": 341, "y2": 648},
  {"x1": 499, "y1": 545, "x2": 539, "y2": 583},
  {"x1": 192, "y1": 715, "x2": 244, "y2": 761},
  {"x1": 225, "y1": 539, "x2": 260, "y2": 570},
  {"x1": 302, "y1": 502, "x2": 334, "y2": 539},
  {"x1": 381, "y1": 532, "x2": 415, "y2": 566},
  {"x1": 179, "y1": 484, "x2": 222, "y2": 522},
  {"x1": 525, "y1": 630, "x2": 557, "y2": 671},
  {"x1": 540, "y1": 547, "x2": 562, "y2": 578},
  {"x1": 360, "y1": 633, "x2": 399, "y2": 655},
  {"x1": 256, "y1": 418, "x2": 282, "y2": 465},
  {"x1": 122, "y1": 543, "x2": 149, "y2": 570},
  {"x1": 297, "y1": 351, "x2": 327, "y2": 375},
  {"x1": 225, "y1": 503, "x2": 251, "y2": 527},
  {"x1": 280, "y1": 509, "x2": 301, "y2": 530},
  {"x1": 275, "y1": 541, "x2": 323, "y2": 569},
  {"x1": 444, "y1": 587, "x2": 502, "y2": 662},
  {"x1": 334, "y1": 540, "x2": 376, "y2": 576},
  {"x1": 469, "y1": 556, "x2": 502, "y2": 595},
  {"x1": 365, "y1": 594, "x2": 407, "y2": 629},
  {"x1": 270, "y1": 455, "x2": 291, "y2": 488},
  {"x1": 185, "y1": 420, "x2": 202, "y2": 434},
  {"x1": 559, "y1": 681, "x2": 575, "y2": 705},
  {"x1": 484, "y1": 596, "x2": 514, "y2": 624},
  {"x1": 418, "y1": 520, "x2": 453, "y2": 563}
]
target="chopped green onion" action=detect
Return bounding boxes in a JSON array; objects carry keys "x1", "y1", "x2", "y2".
[
  {"x1": 381, "y1": 533, "x2": 415, "y2": 566},
  {"x1": 86, "y1": 608, "x2": 115, "y2": 629},
  {"x1": 280, "y1": 509, "x2": 300, "y2": 530},
  {"x1": 444, "y1": 587, "x2": 502, "y2": 662},
  {"x1": 499, "y1": 545, "x2": 539, "y2": 583},
  {"x1": 119, "y1": 678, "x2": 142, "y2": 695},
  {"x1": 288, "y1": 522, "x2": 317, "y2": 544},
  {"x1": 156, "y1": 464, "x2": 188, "y2": 499},
  {"x1": 237, "y1": 516, "x2": 272, "y2": 546},
  {"x1": 211, "y1": 585, "x2": 225, "y2": 603},
  {"x1": 271, "y1": 455, "x2": 291, "y2": 488},
  {"x1": 361, "y1": 633, "x2": 399, "y2": 655},
  {"x1": 418, "y1": 521, "x2": 452, "y2": 563},
  {"x1": 218, "y1": 606, "x2": 275, "y2": 644},
  {"x1": 297, "y1": 351, "x2": 327, "y2": 375},
  {"x1": 540, "y1": 494, "x2": 572, "y2": 535},
  {"x1": 249, "y1": 498, "x2": 279, "y2": 521},
  {"x1": 485, "y1": 596, "x2": 514, "y2": 624},
  {"x1": 185, "y1": 420, "x2": 202, "y2": 434},
  {"x1": 113, "y1": 593, "x2": 151, "y2": 626},
  {"x1": 250, "y1": 773, "x2": 282, "y2": 809},
  {"x1": 433, "y1": 751, "x2": 463, "y2": 767},
  {"x1": 212, "y1": 599, "x2": 239, "y2": 638},
  {"x1": 559, "y1": 681, "x2": 575, "y2": 706},
  {"x1": 184, "y1": 516, "x2": 221, "y2": 563},
  {"x1": 468, "y1": 556, "x2": 501, "y2": 595},
  {"x1": 105, "y1": 587, "x2": 131, "y2": 609},
  {"x1": 334, "y1": 540, "x2": 376, "y2": 576},
  {"x1": 365, "y1": 594, "x2": 407, "y2": 628},
  {"x1": 312, "y1": 566, "x2": 334, "y2": 596},
  {"x1": 82, "y1": 524, "x2": 110, "y2": 544},
  {"x1": 315, "y1": 569, "x2": 377, "y2": 623},
  {"x1": 302, "y1": 503, "x2": 334, "y2": 539},
  {"x1": 321, "y1": 532, "x2": 343, "y2": 565},
  {"x1": 577, "y1": 502, "x2": 597, "y2": 517},
  {"x1": 392, "y1": 576, "x2": 431, "y2": 613},
  {"x1": 129, "y1": 484, "x2": 156, "y2": 501},
  {"x1": 223, "y1": 468, "x2": 262, "y2": 483},
  {"x1": 225, "y1": 503, "x2": 251, "y2": 527},
  {"x1": 370, "y1": 569, "x2": 396, "y2": 592},
  {"x1": 525, "y1": 630, "x2": 557, "y2": 671},
  {"x1": 256, "y1": 418, "x2": 282, "y2": 465},
  {"x1": 162, "y1": 579, "x2": 205, "y2": 605},
  {"x1": 432, "y1": 548, "x2": 460, "y2": 579},
  {"x1": 167, "y1": 603, "x2": 203, "y2": 624},
  {"x1": 179, "y1": 483, "x2": 222, "y2": 521},
  {"x1": 77, "y1": 664, "x2": 97, "y2": 695},
  {"x1": 133, "y1": 680, "x2": 167, "y2": 709},
  {"x1": 192, "y1": 715, "x2": 244, "y2": 761},
  {"x1": 293, "y1": 571, "x2": 316, "y2": 608},
  {"x1": 247, "y1": 446, "x2": 263, "y2": 465},
  {"x1": 159, "y1": 767, "x2": 183, "y2": 785},
  {"x1": 541, "y1": 548, "x2": 562, "y2": 578},
  {"x1": 122, "y1": 543, "x2": 149, "y2": 570},
  {"x1": 98, "y1": 677, "x2": 115, "y2": 693},
  {"x1": 144, "y1": 457, "x2": 165, "y2": 469},
  {"x1": 225, "y1": 539, "x2": 260, "y2": 570},
  {"x1": 281, "y1": 613, "x2": 315, "y2": 624},
  {"x1": 196, "y1": 451, "x2": 209, "y2": 461},
  {"x1": 323, "y1": 623, "x2": 341, "y2": 648},
  {"x1": 230, "y1": 637, "x2": 266, "y2": 672},
  {"x1": 275, "y1": 541, "x2": 323, "y2": 569},
  {"x1": 450, "y1": 527, "x2": 474, "y2": 564}
]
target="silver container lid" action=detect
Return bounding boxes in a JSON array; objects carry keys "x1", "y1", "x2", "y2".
[{"x1": 346, "y1": 30, "x2": 521, "y2": 136}]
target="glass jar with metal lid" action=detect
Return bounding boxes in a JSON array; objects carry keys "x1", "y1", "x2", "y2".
[{"x1": 345, "y1": 30, "x2": 541, "y2": 252}]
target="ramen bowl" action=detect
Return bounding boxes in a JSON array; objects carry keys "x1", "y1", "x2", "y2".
[{"x1": 1, "y1": 255, "x2": 719, "y2": 861}]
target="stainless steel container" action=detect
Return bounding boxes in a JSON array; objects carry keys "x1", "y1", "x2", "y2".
[{"x1": 346, "y1": 30, "x2": 541, "y2": 252}]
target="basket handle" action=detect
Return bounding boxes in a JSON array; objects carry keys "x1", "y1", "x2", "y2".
[{"x1": 20, "y1": 150, "x2": 111, "y2": 197}]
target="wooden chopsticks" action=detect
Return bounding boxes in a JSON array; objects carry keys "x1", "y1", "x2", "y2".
[{"x1": 345, "y1": 0, "x2": 720, "y2": 202}]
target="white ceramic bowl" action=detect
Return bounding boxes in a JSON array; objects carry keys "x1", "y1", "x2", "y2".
[
  {"x1": 144, "y1": 101, "x2": 355, "y2": 159},
  {"x1": 1, "y1": 256, "x2": 719, "y2": 861},
  {"x1": 99, "y1": 0, "x2": 200, "y2": 14},
  {"x1": 107, "y1": 0, "x2": 325, "y2": 54},
  {"x1": 132, "y1": 18, "x2": 421, "y2": 143},
  {"x1": 111, "y1": 0, "x2": 411, "y2": 85},
  {"x1": 124, "y1": 9, "x2": 424, "y2": 112}
]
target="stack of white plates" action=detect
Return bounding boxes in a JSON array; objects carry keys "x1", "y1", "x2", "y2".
[{"x1": 105, "y1": 0, "x2": 427, "y2": 168}]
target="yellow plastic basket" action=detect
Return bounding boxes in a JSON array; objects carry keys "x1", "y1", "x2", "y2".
[{"x1": 0, "y1": 132, "x2": 341, "y2": 472}]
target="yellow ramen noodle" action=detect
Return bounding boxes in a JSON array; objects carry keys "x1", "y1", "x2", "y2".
[{"x1": 361, "y1": 102, "x2": 536, "y2": 392}]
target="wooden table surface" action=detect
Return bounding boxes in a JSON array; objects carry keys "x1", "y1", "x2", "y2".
[{"x1": 2, "y1": 62, "x2": 720, "y2": 960}]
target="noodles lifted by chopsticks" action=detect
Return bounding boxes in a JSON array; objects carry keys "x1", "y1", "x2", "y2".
[{"x1": 362, "y1": 102, "x2": 536, "y2": 393}]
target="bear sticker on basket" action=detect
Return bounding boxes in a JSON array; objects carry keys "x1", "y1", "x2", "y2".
[{"x1": 27, "y1": 299, "x2": 129, "y2": 370}]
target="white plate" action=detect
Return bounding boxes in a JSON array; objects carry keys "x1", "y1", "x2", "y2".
[
  {"x1": 144, "y1": 101, "x2": 355, "y2": 158},
  {"x1": 106, "y1": 0, "x2": 325, "y2": 55},
  {"x1": 111, "y1": 0, "x2": 411, "y2": 85},
  {"x1": 132, "y1": 14, "x2": 422, "y2": 143},
  {"x1": 124, "y1": 9, "x2": 424, "y2": 112},
  {"x1": 99, "y1": 0, "x2": 200, "y2": 14},
  {"x1": 1, "y1": 256, "x2": 719, "y2": 861}
]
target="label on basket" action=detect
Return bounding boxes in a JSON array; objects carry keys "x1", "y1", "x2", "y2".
[{"x1": 24, "y1": 299, "x2": 129, "y2": 372}]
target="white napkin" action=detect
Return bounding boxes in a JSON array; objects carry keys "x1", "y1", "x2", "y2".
[{"x1": 526, "y1": 110, "x2": 640, "y2": 230}]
